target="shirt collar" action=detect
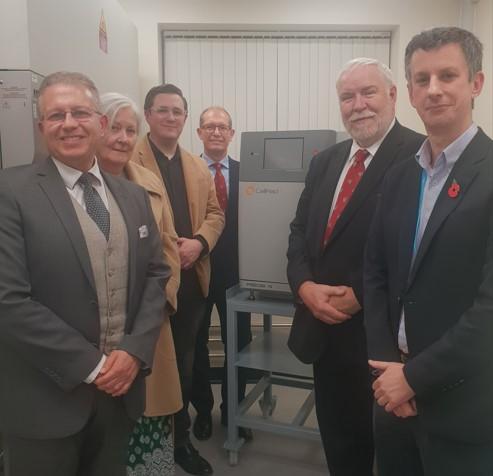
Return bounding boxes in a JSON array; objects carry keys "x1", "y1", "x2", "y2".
[
  {"x1": 415, "y1": 123, "x2": 478, "y2": 173},
  {"x1": 349, "y1": 117, "x2": 396, "y2": 160},
  {"x1": 52, "y1": 156, "x2": 104, "y2": 189},
  {"x1": 203, "y1": 153, "x2": 229, "y2": 169}
]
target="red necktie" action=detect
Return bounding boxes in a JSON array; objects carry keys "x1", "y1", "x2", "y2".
[
  {"x1": 322, "y1": 148, "x2": 369, "y2": 247},
  {"x1": 213, "y1": 162, "x2": 228, "y2": 211}
]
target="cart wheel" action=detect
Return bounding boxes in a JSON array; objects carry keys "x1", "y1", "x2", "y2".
[
  {"x1": 228, "y1": 450, "x2": 239, "y2": 466},
  {"x1": 259, "y1": 395, "x2": 277, "y2": 418}
]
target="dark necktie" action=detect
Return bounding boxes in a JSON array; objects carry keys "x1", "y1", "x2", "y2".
[
  {"x1": 78, "y1": 172, "x2": 110, "y2": 241},
  {"x1": 213, "y1": 162, "x2": 228, "y2": 211},
  {"x1": 322, "y1": 148, "x2": 369, "y2": 247}
]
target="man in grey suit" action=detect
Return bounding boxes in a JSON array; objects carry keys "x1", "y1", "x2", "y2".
[{"x1": 0, "y1": 72, "x2": 170, "y2": 476}]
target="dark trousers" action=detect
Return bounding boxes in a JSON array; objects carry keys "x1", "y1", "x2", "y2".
[
  {"x1": 191, "y1": 286, "x2": 252, "y2": 423},
  {"x1": 3, "y1": 392, "x2": 133, "y2": 476},
  {"x1": 373, "y1": 402, "x2": 424, "y2": 476},
  {"x1": 374, "y1": 402, "x2": 493, "y2": 476},
  {"x1": 313, "y1": 349, "x2": 374, "y2": 476},
  {"x1": 170, "y1": 293, "x2": 207, "y2": 448}
]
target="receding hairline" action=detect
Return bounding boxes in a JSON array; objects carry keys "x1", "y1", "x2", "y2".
[
  {"x1": 38, "y1": 72, "x2": 101, "y2": 115},
  {"x1": 199, "y1": 106, "x2": 233, "y2": 128}
]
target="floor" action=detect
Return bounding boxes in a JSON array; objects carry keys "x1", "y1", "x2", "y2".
[
  {"x1": 178, "y1": 383, "x2": 329, "y2": 476},
  {"x1": 0, "y1": 383, "x2": 327, "y2": 476}
]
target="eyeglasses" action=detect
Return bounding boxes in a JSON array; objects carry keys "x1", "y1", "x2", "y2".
[
  {"x1": 201, "y1": 124, "x2": 231, "y2": 134},
  {"x1": 42, "y1": 108, "x2": 100, "y2": 123},
  {"x1": 150, "y1": 107, "x2": 186, "y2": 118}
]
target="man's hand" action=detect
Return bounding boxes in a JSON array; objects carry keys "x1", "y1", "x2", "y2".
[
  {"x1": 329, "y1": 286, "x2": 362, "y2": 315},
  {"x1": 298, "y1": 281, "x2": 351, "y2": 325},
  {"x1": 94, "y1": 350, "x2": 140, "y2": 397},
  {"x1": 392, "y1": 398, "x2": 418, "y2": 418},
  {"x1": 369, "y1": 360, "x2": 416, "y2": 412},
  {"x1": 177, "y1": 237, "x2": 203, "y2": 269}
]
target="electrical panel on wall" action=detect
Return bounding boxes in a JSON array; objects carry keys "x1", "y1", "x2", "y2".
[{"x1": 0, "y1": 70, "x2": 48, "y2": 169}]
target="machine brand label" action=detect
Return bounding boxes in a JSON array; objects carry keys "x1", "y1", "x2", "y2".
[{"x1": 244, "y1": 184, "x2": 279, "y2": 196}]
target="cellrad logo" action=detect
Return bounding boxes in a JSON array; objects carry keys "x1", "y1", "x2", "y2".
[{"x1": 244, "y1": 185, "x2": 279, "y2": 196}]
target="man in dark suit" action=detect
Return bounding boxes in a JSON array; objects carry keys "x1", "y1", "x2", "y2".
[
  {"x1": 191, "y1": 106, "x2": 253, "y2": 441},
  {"x1": 366, "y1": 27, "x2": 493, "y2": 476},
  {"x1": 0, "y1": 72, "x2": 170, "y2": 476},
  {"x1": 287, "y1": 58, "x2": 423, "y2": 476}
]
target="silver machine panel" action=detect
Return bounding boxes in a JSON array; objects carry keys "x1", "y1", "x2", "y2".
[
  {"x1": 239, "y1": 130, "x2": 337, "y2": 295},
  {"x1": 0, "y1": 70, "x2": 48, "y2": 169}
]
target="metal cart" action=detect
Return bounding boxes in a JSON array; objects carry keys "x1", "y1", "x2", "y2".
[{"x1": 224, "y1": 285, "x2": 320, "y2": 465}]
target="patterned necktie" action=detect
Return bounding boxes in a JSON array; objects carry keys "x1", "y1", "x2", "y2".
[
  {"x1": 322, "y1": 148, "x2": 369, "y2": 247},
  {"x1": 78, "y1": 172, "x2": 110, "y2": 241},
  {"x1": 213, "y1": 162, "x2": 228, "y2": 211}
]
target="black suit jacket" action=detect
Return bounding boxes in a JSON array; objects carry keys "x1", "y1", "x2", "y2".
[
  {"x1": 209, "y1": 157, "x2": 239, "y2": 292},
  {"x1": 365, "y1": 128, "x2": 493, "y2": 444},
  {"x1": 0, "y1": 158, "x2": 170, "y2": 438},
  {"x1": 287, "y1": 122, "x2": 424, "y2": 365}
]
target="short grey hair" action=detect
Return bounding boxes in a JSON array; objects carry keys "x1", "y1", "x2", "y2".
[
  {"x1": 100, "y1": 92, "x2": 141, "y2": 133},
  {"x1": 336, "y1": 58, "x2": 395, "y2": 90},
  {"x1": 199, "y1": 106, "x2": 233, "y2": 128},
  {"x1": 38, "y1": 71, "x2": 100, "y2": 115},
  {"x1": 405, "y1": 27, "x2": 483, "y2": 81}
]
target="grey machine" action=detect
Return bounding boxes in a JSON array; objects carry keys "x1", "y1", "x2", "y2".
[
  {"x1": 239, "y1": 129, "x2": 337, "y2": 295},
  {"x1": 0, "y1": 69, "x2": 48, "y2": 169}
]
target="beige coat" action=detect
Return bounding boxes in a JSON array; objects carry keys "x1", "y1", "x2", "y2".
[
  {"x1": 131, "y1": 136, "x2": 225, "y2": 297},
  {"x1": 124, "y1": 161, "x2": 182, "y2": 416}
]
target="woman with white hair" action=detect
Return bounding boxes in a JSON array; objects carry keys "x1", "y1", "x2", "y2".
[{"x1": 97, "y1": 92, "x2": 182, "y2": 476}]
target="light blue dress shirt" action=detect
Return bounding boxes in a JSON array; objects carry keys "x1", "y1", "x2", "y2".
[{"x1": 398, "y1": 123, "x2": 479, "y2": 353}]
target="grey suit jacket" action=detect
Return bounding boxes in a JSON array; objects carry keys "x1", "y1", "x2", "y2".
[{"x1": 0, "y1": 158, "x2": 170, "y2": 438}]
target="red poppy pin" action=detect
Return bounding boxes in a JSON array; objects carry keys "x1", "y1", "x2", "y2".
[{"x1": 448, "y1": 179, "x2": 460, "y2": 198}]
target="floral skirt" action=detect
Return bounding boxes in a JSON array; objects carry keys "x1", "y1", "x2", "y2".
[{"x1": 127, "y1": 415, "x2": 174, "y2": 476}]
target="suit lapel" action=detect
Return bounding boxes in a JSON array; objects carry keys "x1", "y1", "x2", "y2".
[
  {"x1": 327, "y1": 123, "x2": 408, "y2": 246},
  {"x1": 397, "y1": 162, "x2": 422, "y2": 291},
  {"x1": 136, "y1": 136, "x2": 163, "y2": 182},
  {"x1": 135, "y1": 135, "x2": 175, "y2": 226},
  {"x1": 407, "y1": 130, "x2": 488, "y2": 285},
  {"x1": 37, "y1": 159, "x2": 96, "y2": 291},
  {"x1": 228, "y1": 157, "x2": 239, "y2": 218},
  {"x1": 180, "y1": 147, "x2": 200, "y2": 232},
  {"x1": 103, "y1": 172, "x2": 138, "y2": 300},
  {"x1": 314, "y1": 143, "x2": 351, "y2": 253}
]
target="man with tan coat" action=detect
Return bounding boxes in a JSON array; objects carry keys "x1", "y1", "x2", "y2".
[{"x1": 132, "y1": 84, "x2": 224, "y2": 476}]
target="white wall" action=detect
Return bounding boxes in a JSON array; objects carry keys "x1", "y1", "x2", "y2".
[
  {"x1": 119, "y1": 0, "x2": 493, "y2": 137},
  {"x1": 473, "y1": 0, "x2": 493, "y2": 135},
  {"x1": 0, "y1": 0, "x2": 139, "y2": 104},
  {"x1": 0, "y1": 0, "x2": 30, "y2": 69}
]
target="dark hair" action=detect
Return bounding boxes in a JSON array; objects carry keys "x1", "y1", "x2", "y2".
[
  {"x1": 38, "y1": 71, "x2": 100, "y2": 115},
  {"x1": 405, "y1": 27, "x2": 483, "y2": 81},
  {"x1": 143, "y1": 84, "x2": 188, "y2": 112}
]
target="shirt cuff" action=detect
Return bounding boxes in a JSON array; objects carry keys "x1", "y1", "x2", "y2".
[
  {"x1": 84, "y1": 354, "x2": 106, "y2": 384},
  {"x1": 194, "y1": 234, "x2": 209, "y2": 258}
]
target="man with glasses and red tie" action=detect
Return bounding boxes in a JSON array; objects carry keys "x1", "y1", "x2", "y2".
[
  {"x1": 191, "y1": 107, "x2": 253, "y2": 443},
  {"x1": 131, "y1": 85, "x2": 224, "y2": 476},
  {"x1": 286, "y1": 58, "x2": 423, "y2": 476},
  {"x1": 0, "y1": 71, "x2": 170, "y2": 476}
]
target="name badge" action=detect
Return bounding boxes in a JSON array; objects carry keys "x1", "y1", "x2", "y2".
[{"x1": 138, "y1": 225, "x2": 149, "y2": 239}]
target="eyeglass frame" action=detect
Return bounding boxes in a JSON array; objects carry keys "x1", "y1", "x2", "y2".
[
  {"x1": 148, "y1": 106, "x2": 187, "y2": 119},
  {"x1": 41, "y1": 108, "x2": 101, "y2": 124},
  {"x1": 200, "y1": 124, "x2": 232, "y2": 134}
]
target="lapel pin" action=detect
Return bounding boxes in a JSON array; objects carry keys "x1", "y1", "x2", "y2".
[
  {"x1": 138, "y1": 225, "x2": 149, "y2": 238},
  {"x1": 447, "y1": 179, "x2": 460, "y2": 198}
]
